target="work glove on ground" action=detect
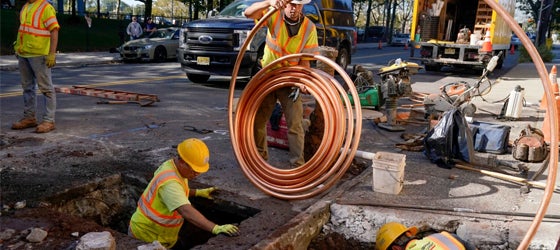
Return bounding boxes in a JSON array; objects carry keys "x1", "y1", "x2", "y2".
[
  {"x1": 46, "y1": 53, "x2": 56, "y2": 68},
  {"x1": 195, "y1": 187, "x2": 217, "y2": 199},
  {"x1": 212, "y1": 224, "x2": 239, "y2": 236}
]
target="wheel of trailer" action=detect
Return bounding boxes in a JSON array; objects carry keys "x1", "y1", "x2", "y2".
[
  {"x1": 336, "y1": 46, "x2": 350, "y2": 71},
  {"x1": 424, "y1": 65, "x2": 440, "y2": 72},
  {"x1": 154, "y1": 46, "x2": 167, "y2": 62},
  {"x1": 187, "y1": 73, "x2": 210, "y2": 83}
]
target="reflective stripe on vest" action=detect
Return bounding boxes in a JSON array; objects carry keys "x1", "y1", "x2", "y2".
[
  {"x1": 265, "y1": 10, "x2": 316, "y2": 66},
  {"x1": 19, "y1": 0, "x2": 52, "y2": 37},
  {"x1": 137, "y1": 169, "x2": 185, "y2": 227},
  {"x1": 422, "y1": 232, "x2": 466, "y2": 250}
]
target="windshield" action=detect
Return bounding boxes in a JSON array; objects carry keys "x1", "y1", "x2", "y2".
[
  {"x1": 148, "y1": 28, "x2": 177, "y2": 39},
  {"x1": 219, "y1": 0, "x2": 259, "y2": 17}
]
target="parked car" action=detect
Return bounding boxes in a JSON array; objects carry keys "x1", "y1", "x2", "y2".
[
  {"x1": 118, "y1": 27, "x2": 180, "y2": 62},
  {"x1": 177, "y1": 0, "x2": 357, "y2": 83},
  {"x1": 391, "y1": 33, "x2": 410, "y2": 46}
]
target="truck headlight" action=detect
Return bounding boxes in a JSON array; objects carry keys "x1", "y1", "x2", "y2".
[
  {"x1": 179, "y1": 29, "x2": 187, "y2": 48},
  {"x1": 234, "y1": 30, "x2": 251, "y2": 51}
]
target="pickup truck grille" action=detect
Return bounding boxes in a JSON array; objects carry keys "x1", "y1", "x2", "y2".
[{"x1": 185, "y1": 27, "x2": 237, "y2": 52}]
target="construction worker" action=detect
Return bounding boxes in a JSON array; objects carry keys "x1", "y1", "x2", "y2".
[
  {"x1": 244, "y1": 0, "x2": 319, "y2": 167},
  {"x1": 375, "y1": 222, "x2": 476, "y2": 250},
  {"x1": 12, "y1": 0, "x2": 60, "y2": 133},
  {"x1": 128, "y1": 138, "x2": 239, "y2": 248}
]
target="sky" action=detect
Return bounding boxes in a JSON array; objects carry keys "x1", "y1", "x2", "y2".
[{"x1": 121, "y1": 0, "x2": 143, "y2": 7}]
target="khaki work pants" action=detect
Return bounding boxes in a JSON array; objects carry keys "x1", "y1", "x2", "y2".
[{"x1": 254, "y1": 87, "x2": 305, "y2": 166}]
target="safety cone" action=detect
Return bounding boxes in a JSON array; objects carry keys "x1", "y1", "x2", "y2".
[
  {"x1": 404, "y1": 42, "x2": 409, "y2": 50},
  {"x1": 541, "y1": 95, "x2": 560, "y2": 144},
  {"x1": 509, "y1": 44, "x2": 515, "y2": 55},
  {"x1": 540, "y1": 65, "x2": 558, "y2": 110},
  {"x1": 479, "y1": 30, "x2": 492, "y2": 53},
  {"x1": 378, "y1": 40, "x2": 383, "y2": 50}
]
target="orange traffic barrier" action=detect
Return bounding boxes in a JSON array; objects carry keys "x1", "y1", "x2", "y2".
[
  {"x1": 509, "y1": 44, "x2": 515, "y2": 54},
  {"x1": 378, "y1": 40, "x2": 383, "y2": 50},
  {"x1": 540, "y1": 65, "x2": 558, "y2": 110},
  {"x1": 480, "y1": 30, "x2": 492, "y2": 53}
]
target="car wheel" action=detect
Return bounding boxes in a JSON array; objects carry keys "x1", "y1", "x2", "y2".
[
  {"x1": 154, "y1": 46, "x2": 167, "y2": 62},
  {"x1": 187, "y1": 73, "x2": 210, "y2": 83},
  {"x1": 336, "y1": 46, "x2": 349, "y2": 72}
]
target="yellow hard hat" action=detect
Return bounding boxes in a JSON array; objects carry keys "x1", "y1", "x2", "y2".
[
  {"x1": 375, "y1": 222, "x2": 418, "y2": 250},
  {"x1": 177, "y1": 138, "x2": 210, "y2": 173}
]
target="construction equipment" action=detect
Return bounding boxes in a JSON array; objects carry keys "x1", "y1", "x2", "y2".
[
  {"x1": 377, "y1": 59, "x2": 422, "y2": 131},
  {"x1": 423, "y1": 54, "x2": 500, "y2": 120},
  {"x1": 348, "y1": 65, "x2": 383, "y2": 109},
  {"x1": 55, "y1": 86, "x2": 160, "y2": 107}
]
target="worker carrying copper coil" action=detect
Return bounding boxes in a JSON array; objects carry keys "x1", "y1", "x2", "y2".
[{"x1": 244, "y1": 0, "x2": 319, "y2": 167}]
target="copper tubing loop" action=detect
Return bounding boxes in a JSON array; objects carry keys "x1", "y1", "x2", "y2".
[
  {"x1": 227, "y1": 8, "x2": 362, "y2": 200},
  {"x1": 483, "y1": 0, "x2": 558, "y2": 248}
]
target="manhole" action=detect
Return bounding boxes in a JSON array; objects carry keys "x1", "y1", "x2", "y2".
[{"x1": 45, "y1": 173, "x2": 260, "y2": 248}]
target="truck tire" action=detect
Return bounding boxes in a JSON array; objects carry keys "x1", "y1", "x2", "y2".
[
  {"x1": 187, "y1": 73, "x2": 210, "y2": 83},
  {"x1": 336, "y1": 46, "x2": 350, "y2": 71}
]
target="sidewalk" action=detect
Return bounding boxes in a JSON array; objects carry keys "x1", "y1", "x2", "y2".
[{"x1": 0, "y1": 51, "x2": 120, "y2": 71}]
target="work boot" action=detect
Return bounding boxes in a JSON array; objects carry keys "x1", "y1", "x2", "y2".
[
  {"x1": 11, "y1": 117, "x2": 37, "y2": 130},
  {"x1": 35, "y1": 121, "x2": 55, "y2": 133}
]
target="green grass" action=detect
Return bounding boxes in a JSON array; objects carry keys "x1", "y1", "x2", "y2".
[{"x1": 1, "y1": 9, "x2": 130, "y2": 55}]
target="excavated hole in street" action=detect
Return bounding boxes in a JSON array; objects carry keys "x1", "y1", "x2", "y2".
[{"x1": 44, "y1": 173, "x2": 260, "y2": 249}]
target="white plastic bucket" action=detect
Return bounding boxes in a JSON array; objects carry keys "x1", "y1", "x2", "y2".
[{"x1": 372, "y1": 151, "x2": 406, "y2": 194}]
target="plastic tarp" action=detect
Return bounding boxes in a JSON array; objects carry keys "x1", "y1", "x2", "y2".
[{"x1": 423, "y1": 108, "x2": 474, "y2": 168}]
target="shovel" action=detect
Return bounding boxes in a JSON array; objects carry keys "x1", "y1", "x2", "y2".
[{"x1": 96, "y1": 99, "x2": 155, "y2": 107}]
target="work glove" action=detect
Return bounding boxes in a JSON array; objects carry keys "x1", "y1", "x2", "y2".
[
  {"x1": 46, "y1": 53, "x2": 56, "y2": 68},
  {"x1": 288, "y1": 87, "x2": 300, "y2": 102},
  {"x1": 195, "y1": 187, "x2": 217, "y2": 199},
  {"x1": 212, "y1": 224, "x2": 239, "y2": 236}
]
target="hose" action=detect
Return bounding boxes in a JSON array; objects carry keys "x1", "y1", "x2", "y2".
[
  {"x1": 482, "y1": 0, "x2": 559, "y2": 248},
  {"x1": 227, "y1": 8, "x2": 361, "y2": 199}
]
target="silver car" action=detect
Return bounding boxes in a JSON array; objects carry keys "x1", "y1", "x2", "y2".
[{"x1": 118, "y1": 27, "x2": 180, "y2": 62}]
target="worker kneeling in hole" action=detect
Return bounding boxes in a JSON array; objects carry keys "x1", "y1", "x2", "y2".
[
  {"x1": 128, "y1": 138, "x2": 239, "y2": 248},
  {"x1": 376, "y1": 222, "x2": 476, "y2": 250}
]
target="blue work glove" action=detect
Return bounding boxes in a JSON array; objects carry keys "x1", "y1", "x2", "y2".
[
  {"x1": 212, "y1": 224, "x2": 239, "y2": 236},
  {"x1": 195, "y1": 187, "x2": 217, "y2": 199}
]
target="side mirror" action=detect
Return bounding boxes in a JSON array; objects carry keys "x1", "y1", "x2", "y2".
[{"x1": 486, "y1": 55, "x2": 499, "y2": 72}]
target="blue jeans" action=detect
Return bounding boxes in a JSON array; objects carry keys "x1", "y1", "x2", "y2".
[{"x1": 18, "y1": 55, "x2": 56, "y2": 122}]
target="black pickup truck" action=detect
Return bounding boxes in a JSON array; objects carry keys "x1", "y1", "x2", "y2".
[{"x1": 176, "y1": 0, "x2": 357, "y2": 83}]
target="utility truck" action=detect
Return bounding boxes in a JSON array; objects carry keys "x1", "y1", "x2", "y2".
[{"x1": 409, "y1": 0, "x2": 515, "y2": 71}]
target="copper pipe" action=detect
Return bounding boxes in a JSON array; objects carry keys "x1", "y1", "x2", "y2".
[
  {"x1": 483, "y1": 0, "x2": 559, "y2": 248},
  {"x1": 228, "y1": 8, "x2": 362, "y2": 199}
]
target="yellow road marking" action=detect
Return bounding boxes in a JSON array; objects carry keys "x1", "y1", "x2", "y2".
[{"x1": 0, "y1": 75, "x2": 184, "y2": 98}]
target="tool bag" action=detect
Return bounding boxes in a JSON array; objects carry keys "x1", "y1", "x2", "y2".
[
  {"x1": 468, "y1": 121, "x2": 511, "y2": 154},
  {"x1": 512, "y1": 125, "x2": 548, "y2": 162}
]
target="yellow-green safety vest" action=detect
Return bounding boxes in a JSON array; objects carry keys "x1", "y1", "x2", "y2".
[
  {"x1": 16, "y1": 0, "x2": 59, "y2": 56},
  {"x1": 129, "y1": 160, "x2": 189, "y2": 248},
  {"x1": 261, "y1": 9, "x2": 319, "y2": 67},
  {"x1": 406, "y1": 231, "x2": 466, "y2": 250}
]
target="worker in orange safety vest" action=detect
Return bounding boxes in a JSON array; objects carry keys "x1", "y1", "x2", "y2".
[
  {"x1": 128, "y1": 138, "x2": 239, "y2": 248},
  {"x1": 12, "y1": 0, "x2": 60, "y2": 133},
  {"x1": 244, "y1": 0, "x2": 319, "y2": 167},
  {"x1": 376, "y1": 222, "x2": 477, "y2": 250}
]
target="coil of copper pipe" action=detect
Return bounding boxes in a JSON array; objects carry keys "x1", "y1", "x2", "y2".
[{"x1": 227, "y1": 8, "x2": 362, "y2": 200}]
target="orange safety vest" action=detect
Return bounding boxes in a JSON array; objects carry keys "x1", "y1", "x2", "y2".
[
  {"x1": 406, "y1": 231, "x2": 466, "y2": 250},
  {"x1": 129, "y1": 160, "x2": 190, "y2": 248},
  {"x1": 16, "y1": 0, "x2": 59, "y2": 56},
  {"x1": 261, "y1": 9, "x2": 319, "y2": 67}
]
